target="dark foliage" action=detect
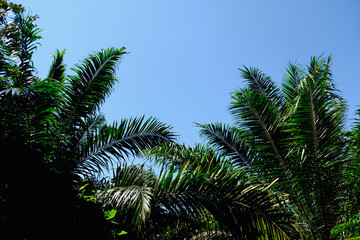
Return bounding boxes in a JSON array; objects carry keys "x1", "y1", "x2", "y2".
[{"x1": 0, "y1": 2, "x2": 175, "y2": 239}]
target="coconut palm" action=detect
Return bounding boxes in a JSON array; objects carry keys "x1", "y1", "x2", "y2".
[
  {"x1": 198, "y1": 56, "x2": 350, "y2": 239},
  {"x1": 0, "y1": 3, "x2": 175, "y2": 239}
]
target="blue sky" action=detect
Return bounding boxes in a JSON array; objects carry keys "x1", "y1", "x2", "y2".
[{"x1": 15, "y1": 0, "x2": 360, "y2": 147}]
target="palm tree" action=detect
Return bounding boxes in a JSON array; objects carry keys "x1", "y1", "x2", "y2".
[
  {"x1": 96, "y1": 142, "x2": 298, "y2": 239},
  {"x1": 197, "y1": 56, "x2": 350, "y2": 239},
  {"x1": 330, "y1": 109, "x2": 360, "y2": 239},
  {"x1": 0, "y1": 3, "x2": 175, "y2": 239}
]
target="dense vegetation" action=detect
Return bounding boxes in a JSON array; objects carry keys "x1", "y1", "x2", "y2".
[{"x1": 0, "y1": 1, "x2": 359, "y2": 239}]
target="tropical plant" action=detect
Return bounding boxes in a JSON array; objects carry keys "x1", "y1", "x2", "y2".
[
  {"x1": 330, "y1": 109, "x2": 360, "y2": 239},
  {"x1": 0, "y1": 2, "x2": 175, "y2": 239},
  {"x1": 197, "y1": 56, "x2": 358, "y2": 239},
  {"x1": 95, "y1": 143, "x2": 299, "y2": 239}
]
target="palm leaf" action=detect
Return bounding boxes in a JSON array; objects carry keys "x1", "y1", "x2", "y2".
[
  {"x1": 229, "y1": 87, "x2": 291, "y2": 184},
  {"x1": 60, "y1": 47, "x2": 126, "y2": 125},
  {"x1": 196, "y1": 122, "x2": 254, "y2": 171},
  {"x1": 189, "y1": 231, "x2": 233, "y2": 240},
  {"x1": 76, "y1": 116, "x2": 176, "y2": 176},
  {"x1": 145, "y1": 142, "x2": 225, "y2": 172},
  {"x1": 0, "y1": 9, "x2": 41, "y2": 87},
  {"x1": 96, "y1": 164, "x2": 154, "y2": 231},
  {"x1": 282, "y1": 62, "x2": 305, "y2": 103},
  {"x1": 284, "y1": 56, "x2": 347, "y2": 238},
  {"x1": 47, "y1": 49, "x2": 66, "y2": 82},
  {"x1": 240, "y1": 66, "x2": 284, "y2": 105},
  {"x1": 150, "y1": 144, "x2": 297, "y2": 239}
]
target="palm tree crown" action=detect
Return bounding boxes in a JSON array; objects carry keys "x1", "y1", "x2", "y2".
[
  {"x1": 0, "y1": 3, "x2": 175, "y2": 238},
  {"x1": 198, "y1": 56, "x2": 353, "y2": 239}
]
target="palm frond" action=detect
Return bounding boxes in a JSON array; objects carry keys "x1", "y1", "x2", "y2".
[
  {"x1": 239, "y1": 66, "x2": 284, "y2": 104},
  {"x1": 282, "y1": 62, "x2": 305, "y2": 103},
  {"x1": 0, "y1": 9, "x2": 41, "y2": 87},
  {"x1": 76, "y1": 116, "x2": 176, "y2": 176},
  {"x1": 47, "y1": 49, "x2": 66, "y2": 82},
  {"x1": 96, "y1": 164, "x2": 154, "y2": 230},
  {"x1": 145, "y1": 142, "x2": 225, "y2": 172},
  {"x1": 189, "y1": 231, "x2": 233, "y2": 240},
  {"x1": 229, "y1": 87, "x2": 290, "y2": 182},
  {"x1": 151, "y1": 144, "x2": 297, "y2": 239},
  {"x1": 196, "y1": 122, "x2": 254, "y2": 171},
  {"x1": 60, "y1": 47, "x2": 126, "y2": 125},
  {"x1": 284, "y1": 56, "x2": 347, "y2": 238}
]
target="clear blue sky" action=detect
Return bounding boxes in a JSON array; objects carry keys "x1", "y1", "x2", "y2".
[{"x1": 15, "y1": 0, "x2": 360, "y2": 147}]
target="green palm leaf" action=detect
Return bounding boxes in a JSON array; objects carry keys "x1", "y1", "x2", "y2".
[
  {"x1": 196, "y1": 122, "x2": 254, "y2": 171},
  {"x1": 60, "y1": 47, "x2": 126, "y2": 124},
  {"x1": 240, "y1": 66, "x2": 284, "y2": 105},
  {"x1": 282, "y1": 62, "x2": 305, "y2": 103},
  {"x1": 96, "y1": 164, "x2": 154, "y2": 231},
  {"x1": 284, "y1": 56, "x2": 347, "y2": 238},
  {"x1": 145, "y1": 142, "x2": 225, "y2": 172},
  {"x1": 199, "y1": 56, "x2": 349, "y2": 239},
  {"x1": 47, "y1": 49, "x2": 66, "y2": 82},
  {"x1": 77, "y1": 116, "x2": 176, "y2": 176},
  {"x1": 148, "y1": 144, "x2": 297, "y2": 239},
  {"x1": 229, "y1": 87, "x2": 291, "y2": 184}
]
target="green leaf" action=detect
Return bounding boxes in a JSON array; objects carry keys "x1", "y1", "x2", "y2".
[
  {"x1": 105, "y1": 209, "x2": 117, "y2": 220},
  {"x1": 117, "y1": 230, "x2": 127, "y2": 235}
]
